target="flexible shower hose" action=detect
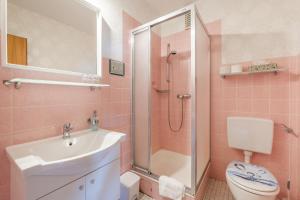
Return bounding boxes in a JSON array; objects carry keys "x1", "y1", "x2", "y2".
[{"x1": 167, "y1": 67, "x2": 184, "y2": 132}]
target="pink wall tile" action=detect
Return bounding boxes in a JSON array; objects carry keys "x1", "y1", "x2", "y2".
[
  {"x1": 208, "y1": 19, "x2": 300, "y2": 199},
  {"x1": 0, "y1": 8, "x2": 298, "y2": 200},
  {"x1": 0, "y1": 11, "x2": 140, "y2": 200},
  {"x1": 153, "y1": 30, "x2": 192, "y2": 156},
  {"x1": 0, "y1": 64, "x2": 104, "y2": 199}
]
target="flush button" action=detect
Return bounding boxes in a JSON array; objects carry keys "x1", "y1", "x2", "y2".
[{"x1": 109, "y1": 59, "x2": 125, "y2": 76}]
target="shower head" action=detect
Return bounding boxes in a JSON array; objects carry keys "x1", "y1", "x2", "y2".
[{"x1": 166, "y1": 43, "x2": 177, "y2": 64}]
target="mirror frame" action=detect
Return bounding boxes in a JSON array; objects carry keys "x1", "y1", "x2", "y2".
[{"x1": 0, "y1": 0, "x2": 102, "y2": 77}]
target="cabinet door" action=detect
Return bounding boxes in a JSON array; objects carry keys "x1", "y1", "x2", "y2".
[
  {"x1": 86, "y1": 159, "x2": 120, "y2": 200},
  {"x1": 39, "y1": 177, "x2": 85, "y2": 200}
]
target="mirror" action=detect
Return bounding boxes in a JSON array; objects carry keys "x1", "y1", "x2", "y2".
[{"x1": 1, "y1": 0, "x2": 102, "y2": 76}]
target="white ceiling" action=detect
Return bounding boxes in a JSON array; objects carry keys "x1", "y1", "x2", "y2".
[
  {"x1": 144, "y1": 0, "x2": 195, "y2": 16},
  {"x1": 9, "y1": 0, "x2": 97, "y2": 34}
]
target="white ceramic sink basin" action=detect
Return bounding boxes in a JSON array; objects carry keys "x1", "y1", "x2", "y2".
[{"x1": 6, "y1": 129, "x2": 125, "y2": 176}]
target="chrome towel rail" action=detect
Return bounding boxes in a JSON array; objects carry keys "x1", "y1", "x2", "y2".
[
  {"x1": 3, "y1": 78, "x2": 110, "y2": 90},
  {"x1": 280, "y1": 123, "x2": 299, "y2": 138}
]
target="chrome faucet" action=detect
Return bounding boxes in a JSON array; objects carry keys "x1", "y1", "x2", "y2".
[
  {"x1": 88, "y1": 111, "x2": 99, "y2": 131},
  {"x1": 63, "y1": 123, "x2": 73, "y2": 139}
]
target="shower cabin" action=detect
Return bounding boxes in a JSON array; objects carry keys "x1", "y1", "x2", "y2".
[{"x1": 131, "y1": 4, "x2": 210, "y2": 195}]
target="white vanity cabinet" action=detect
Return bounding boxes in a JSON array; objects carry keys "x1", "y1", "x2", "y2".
[
  {"x1": 86, "y1": 159, "x2": 120, "y2": 200},
  {"x1": 6, "y1": 129, "x2": 125, "y2": 200},
  {"x1": 39, "y1": 178, "x2": 86, "y2": 200},
  {"x1": 40, "y1": 160, "x2": 120, "y2": 200}
]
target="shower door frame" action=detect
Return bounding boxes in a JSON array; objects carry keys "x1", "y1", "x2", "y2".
[{"x1": 131, "y1": 4, "x2": 210, "y2": 195}]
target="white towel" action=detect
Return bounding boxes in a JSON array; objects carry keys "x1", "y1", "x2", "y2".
[{"x1": 158, "y1": 176, "x2": 185, "y2": 200}]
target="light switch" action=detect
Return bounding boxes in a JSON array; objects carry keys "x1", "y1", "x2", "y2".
[{"x1": 109, "y1": 59, "x2": 125, "y2": 76}]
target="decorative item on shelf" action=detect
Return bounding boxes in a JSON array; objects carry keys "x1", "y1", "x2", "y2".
[
  {"x1": 81, "y1": 74, "x2": 101, "y2": 83},
  {"x1": 248, "y1": 63, "x2": 278, "y2": 73},
  {"x1": 220, "y1": 62, "x2": 284, "y2": 78},
  {"x1": 219, "y1": 66, "x2": 231, "y2": 75},
  {"x1": 231, "y1": 64, "x2": 243, "y2": 73}
]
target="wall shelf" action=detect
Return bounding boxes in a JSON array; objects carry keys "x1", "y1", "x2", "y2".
[
  {"x1": 220, "y1": 68, "x2": 286, "y2": 78},
  {"x1": 3, "y1": 78, "x2": 110, "y2": 90}
]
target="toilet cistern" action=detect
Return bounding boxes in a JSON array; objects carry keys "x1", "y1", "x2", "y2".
[{"x1": 227, "y1": 117, "x2": 274, "y2": 163}]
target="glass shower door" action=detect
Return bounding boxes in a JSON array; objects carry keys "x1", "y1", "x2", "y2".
[{"x1": 132, "y1": 27, "x2": 151, "y2": 171}]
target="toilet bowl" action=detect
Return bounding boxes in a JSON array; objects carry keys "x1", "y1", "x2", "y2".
[
  {"x1": 226, "y1": 117, "x2": 280, "y2": 200},
  {"x1": 226, "y1": 161, "x2": 279, "y2": 200}
]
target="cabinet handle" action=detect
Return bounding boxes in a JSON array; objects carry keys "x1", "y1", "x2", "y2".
[
  {"x1": 90, "y1": 179, "x2": 95, "y2": 184},
  {"x1": 79, "y1": 185, "x2": 84, "y2": 191}
]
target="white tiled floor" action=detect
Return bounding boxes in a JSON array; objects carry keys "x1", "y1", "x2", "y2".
[{"x1": 151, "y1": 149, "x2": 191, "y2": 188}]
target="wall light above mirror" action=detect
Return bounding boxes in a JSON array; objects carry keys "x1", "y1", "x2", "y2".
[{"x1": 1, "y1": 0, "x2": 102, "y2": 77}]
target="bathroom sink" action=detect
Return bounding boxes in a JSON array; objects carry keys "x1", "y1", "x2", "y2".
[{"x1": 6, "y1": 129, "x2": 125, "y2": 176}]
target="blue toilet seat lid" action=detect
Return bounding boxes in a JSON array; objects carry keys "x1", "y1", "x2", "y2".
[{"x1": 226, "y1": 161, "x2": 279, "y2": 192}]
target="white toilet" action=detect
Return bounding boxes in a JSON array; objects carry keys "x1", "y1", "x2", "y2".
[{"x1": 226, "y1": 117, "x2": 280, "y2": 200}]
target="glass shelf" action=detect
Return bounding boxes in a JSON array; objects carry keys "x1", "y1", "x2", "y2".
[{"x1": 220, "y1": 68, "x2": 286, "y2": 78}]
